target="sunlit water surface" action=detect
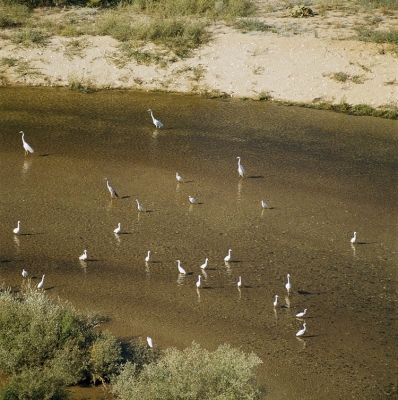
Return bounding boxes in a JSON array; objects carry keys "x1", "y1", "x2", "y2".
[{"x1": 0, "y1": 87, "x2": 397, "y2": 399}]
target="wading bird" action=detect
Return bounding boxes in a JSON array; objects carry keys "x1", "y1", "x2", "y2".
[
  {"x1": 237, "y1": 276, "x2": 242, "y2": 288},
  {"x1": 224, "y1": 249, "x2": 232, "y2": 262},
  {"x1": 22, "y1": 269, "x2": 28, "y2": 278},
  {"x1": 148, "y1": 109, "x2": 164, "y2": 129},
  {"x1": 136, "y1": 199, "x2": 144, "y2": 212},
  {"x1": 196, "y1": 275, "x2": 201, "y2": 289},
  {"x1": 177, "y1": 260, "x2": 186, "y2": 275},
  {"x1": 189, "y1": 196, "x2": 196, "y2": 204},
  {"x1": 147, "y1": 336, "x2": 153, "y2": 348},
  {"x1": 176, "y1": 172, "x2": 184, "y2": 183},
  {"x1": 37, "y1": 274, "x2": 45, "y2": 289},
  {"x1": 273, "y1": 294, "x2": 278, "y2": 308},
  {"x1": 261, "y1": 200, "x2": 269, "y2": 209},
  {"x1": 200, "y1": 258, "x2": 209, "y2": 270},
  {"x1": 79, "y1": 250, "x2": 87, "y2": 261},
  {"x1": 20, "y1": 131, "x2": 34, "y2": 155},
  {"x1": 145, "y1": 251, "x2": 151, "y2": 263},
  {"x1": 296, "y1": 309, "x2": 307, "y2": 318},
  {"x1": 237, "y1": 156, "x2": 245, "y2": 178},
  {"x1": 105, "y1": 178, "x2": 118, "y2": 198},
  {"x1": 296, "y1": 322, "x2": 307, "y2": 337},
  {"x1": 114, "y1": 223, "x2": 121, "y2": 234},
  {"x1": 13, "y1": 221, "x2": 20, "y2": 235},
  {"x1": 350, "y1": 231, "x2": 357, "y2": 244},
  {"x1": 285, "y1": 273, "x2": 291, "y2": 294}
]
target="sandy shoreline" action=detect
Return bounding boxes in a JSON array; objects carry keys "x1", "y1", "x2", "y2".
[{"x1": 0, "y1": 8, "x2": 397, "y2": 111}]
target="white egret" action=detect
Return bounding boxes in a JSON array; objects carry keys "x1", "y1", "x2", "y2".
[
  {"x1": 13, "y1": 221, "x2": 20, "y2": 235},
  {"x1": 105, "y1": 178, "x2": 118, "y2": 198},
  {"x1": 273, "y1": 294, "x2": 278, "y2": 307},
  {"x1": 350, "y1": 231, "x2": 357, "y2": 244},
  {"x1": 200, "y1": 258, "x2": 209, "y2": 270},
  {"x1": 136, "y1": 199, "x2": 144, "y2": 212},
  {"x1": 196, "y1": 275, "x2": 201, "y2": 289},
  {"x1": 145, "y1": 251, "x2": 151, "y2": 262},
  {"x1": 176, "y1": 172, "x2": 184, "y2": 183},
  {"x1": 237, "y1": 276, "x2": 242, "y2": 288},
  {"x1": 114, "y1": 223, "x2": 121, "y2": 234},
  {"x1": 224, "y1": 249, "x2": 232, "y2": 262},
  {"x1": 37, "y1": 274, "x2": 45, "y2": 289},
  {"x1": 79, "y1": 250, "x2": 87, "y2": 261},
  {"x1": 177, "y1": 260, "x2": 186, "y2": 274},
  {"x1": 296, "y1": 322, "x2": 307, "y2": 337},
  {"x1": 261, "y1": 200, "x2": 269, "y2": 209},
  {"x1": 189, "y1": 196, "x2": 196, "y2": 204},
  {"x1": 237, "y1": 156, "x2": 245, "y2": 178},
  {"x1": 296, "y1": 309, "x2": 307, "y2": 318},
  {"x1": 147, "y1": 336, "x2": 153, "y2": 348},
  {"x1": 22, "y1": 269, "x2": 28, "y2": 278},
  {"x1": 148, "y1": 109, "x2": 164, "y2": 129},
  {"x1": 20, "y1": 131, "x2": 34, "y2": 155},
  {"x1": 285, "y1": 273, "x2": 291, "y2": 294}
]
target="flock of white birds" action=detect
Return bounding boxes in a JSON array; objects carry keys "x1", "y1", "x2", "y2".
[{"x1": 14, "y1": 112, "x2": 359, "y2": 345}]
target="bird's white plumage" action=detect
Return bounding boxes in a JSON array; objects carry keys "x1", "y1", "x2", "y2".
[
  {"x1": 285, "y1": 273, "x2": 291, "y2": 293},
  {"x1": 200, "y1": 258, "x2": 208, "y2": 269},
  {"x1": 177, "y1": 260, "x2": 186, "y2": 274},
  {"x1": 136, "y1": 199, "x2": 144, "y2": 212},
  {"x1": 350, "y1": 231, "x2": 357, "y2": 244},
  {"x1": 13, "y1": 221, "x2": 20, "y2": 234},
  {"x1": 20, "y1": 131, "x2": 34, "y2": 154},
  {"x1": 148, "y1": 109, "x2": 164, "y2": 128},
  {"x1": 114, "y1": 223, "x2": 121, "y2": 234},
  {"x1": 176, "y1": 172, "x2": 184, "y2": 183},
  {"x1": 296, "y1": 322, "x2": 307, "y2": 337},
  {"x1": 145, "y1": 251, "x2": 151, "y2": 262},
  {"x1": 237, "y1": 156, "x2": 245, "y2": 178},
  {"x1": 237, "y1": 276, "x2": 242, "y2": 288},
  {"x1": 196, "y1": 275, "x2": 201, "y2": 288},
  {"x1": 147, "y1": 336, "x2": 153, "y2": 348},
  {"x1": 189, "y1": 196, "x2": 196, "y2": 204},
  {"x1": 79, "y1": 250, "x2": 87, "y2": 261},
  {"x1": 22, "y1": 269, "x2": 28, "y2": 278},
  {"x1": 296, "y1": 309, "x2": 307, "y2": 318},
  {"x1": 105, "y1": 178, "x2": 118, "y2": 198},
  {"x1": 37, "y1": 274, "x2": 45, "y2": 289},
  {"x1": 273, "y1": 294, "x2": 278, "y2": 307},
  {"x1": 261, "y1": 200, "x2": 268, "y2": 209},
  {"x1": 224, "y1": 249, "x2": 232, "y2": 262}
]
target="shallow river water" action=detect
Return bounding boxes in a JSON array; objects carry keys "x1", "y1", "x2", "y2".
[{"x1": 0, "y1": 87, "x2": 397, "y2": 399}]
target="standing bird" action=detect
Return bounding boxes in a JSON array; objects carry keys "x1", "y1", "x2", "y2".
[
  {"x1": 145, "y1": 251, "x2": 151, "y2": 263},
  {"x1": 188, "y1": 196, "x2": 196, "y2": 204},
  {"x1": 13, "y1": 221, "x2": 21, "y2": 235},
  {"x1": 105, "y1": 178, "x2": 118, "y2": 198},
  {"x1": 196, "y1": 275, "x2": 201, "y2": 289},
  {"x1": 224, "y1": 249, "x2": 232, "y2": 262},
  {"x1": 114, "y1": 223, "x2": 121, "y2": 234},
  {"x1": 37, "y1": 274, "x2": 45, "y2": 289},
  {"x1": 147, "y1": 336, "x2": 153, "y2": 348},
  {"x1": 237, "y1": 276, "x2": 242, "y2": 288},
  {"x1": 350, "y1": 231, "x2": 357, "y2": 244},
  {"x1": 20, "y1": 131, "x2": 34, "y2": 155},
  {"x1": 296, "y1": 309, "x2": 307, "y2": 318},
  {"x1": 176, "y1": 172, "x2": 184, "y2": 183},
  {"x1": 148, "y1": 109, "x2": 164, "y2": 129},
  {"x1": 261, "y1": 200, "x2": 269, "y2": 209},
  {"x1": 136, "y1": 199, "x2": 144, "y2": 212},
  {"x1": 79, "y1": 250, "x2": 87, "y2": 261},
  {"x1": 296, "y1": 322, "x2": 307, "y2": 337},
  {"x1": 22, "y1": 269, "x2": 28, "y2": 278},
  {"x1": 200, "y1": 258, "x2": 209, "y2": 270},
  {"x1": 177, "y1": 260, "x2": 186, "y2": 275},
  {"x1": 273, "y1": 294, "x2": 278, "y2": 308},
  {"x1": 285, "y1": 273, "x2": 291, "y2": 294},
  {"x1": 237, "y1": 156, "x2": 245, "y2": 178}
]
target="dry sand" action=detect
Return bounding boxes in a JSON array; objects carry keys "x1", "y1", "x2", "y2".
[{"x1": 0, "y1": 3, "x2": 397, "y2": 109}]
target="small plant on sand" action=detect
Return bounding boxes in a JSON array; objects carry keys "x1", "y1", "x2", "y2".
[{"x1": 112, "y1": 341, "x2": 263, "y2": 400}]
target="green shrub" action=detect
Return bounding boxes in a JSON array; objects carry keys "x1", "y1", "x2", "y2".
[{"x1": 112, "y1": 342, "x2": 262, "y2": 400}]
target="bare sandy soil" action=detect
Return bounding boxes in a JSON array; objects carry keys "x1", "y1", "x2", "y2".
[{"x1": 0, "y1": 2, "x2": 397, "y2": 109}]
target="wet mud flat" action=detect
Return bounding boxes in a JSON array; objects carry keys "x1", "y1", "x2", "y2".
[{"x1": 0, "y1": 87, "x2": 397, "y2": 399}]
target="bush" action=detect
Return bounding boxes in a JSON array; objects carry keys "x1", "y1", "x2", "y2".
[{"x1": 112, "y1": 342, "x2": 262, "y2": 400}]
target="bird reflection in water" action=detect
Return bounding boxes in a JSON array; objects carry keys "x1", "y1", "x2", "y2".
[
  {"x1": 177, "y1": 273, "x2": 186, "y2": 285},
  {"x1": 296, "y1": 336, "x2": 306, "y2": 349}
]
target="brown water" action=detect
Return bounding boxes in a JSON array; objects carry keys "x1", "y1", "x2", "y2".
[{"x1": 0, "y1": 87, "x2": 397, "y2": 399}]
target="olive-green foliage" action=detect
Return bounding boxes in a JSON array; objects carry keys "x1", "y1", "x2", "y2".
[
  {"x1": 0, "y1": 282, "x2": 122, "y2": 398},
  {"x1": 355, "y1": 27, "x2": 398, "y2": 45},
  {"x1": 0, "y1": 3, "x2": 29, "y2": 28},
  {"x1": 112, "y1": 342, "x2": 263, "y2": 400},
  {"x1": 356, "y1": 0, "x2": 398, "y2": 9}
]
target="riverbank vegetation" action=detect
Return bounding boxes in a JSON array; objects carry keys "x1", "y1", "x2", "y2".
[{"x1": 0, "y1": 282, "x2": 262, "y2": 399}]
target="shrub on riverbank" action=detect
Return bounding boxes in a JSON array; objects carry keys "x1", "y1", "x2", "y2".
[{"x1": 111, "y1": 342, "x2": 263, "y2": 400}]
